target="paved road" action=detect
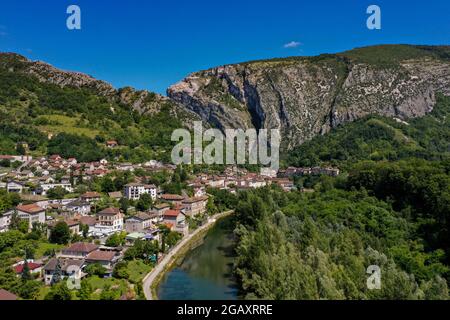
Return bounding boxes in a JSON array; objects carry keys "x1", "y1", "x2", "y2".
[{"x1": 142, "y1": 210, "x2": 233, "y2": 300}]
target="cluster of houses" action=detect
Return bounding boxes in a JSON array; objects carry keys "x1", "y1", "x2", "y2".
[
  {"x1": 0, "y1": 154, "x2": 342, "y2": 237},
  {"x1": 0, "y1": 155, "x2": 177, "y2": 196},
  {"x1": 0, "y1": 154, "x2": 341, "y2": 298},
  {"x1": 9, "y1": 242, "x2": 123, "y2": 286},
  {"x1": 0, "y1": 189, "x2": 208, "y2": 238}
]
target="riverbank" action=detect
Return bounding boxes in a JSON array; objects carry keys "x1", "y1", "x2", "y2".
[{"x1": 142, "y1": 210, "x2": 234, "y2": 300}]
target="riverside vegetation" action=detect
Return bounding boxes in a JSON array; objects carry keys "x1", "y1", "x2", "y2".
[{"x1": 230, "y1": 95, "x2": 450, "y2": 299}]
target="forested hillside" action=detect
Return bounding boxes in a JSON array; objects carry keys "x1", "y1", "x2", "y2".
[
  {"x1": 232, "y1": 161, "x2": 449, "y2": 299},
  {"x1": 0, "y1": 53, "x2": 196, "y2": 163},
  {"x1": 231, "y1": 94, "x2": 450, "y2": 300}
]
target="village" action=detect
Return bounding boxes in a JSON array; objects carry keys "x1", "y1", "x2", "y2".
[{"x1": 0, "y1": 153, "x2": 339, "y2": 300}]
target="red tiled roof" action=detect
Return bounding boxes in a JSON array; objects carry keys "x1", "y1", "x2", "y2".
[
  {"x1": 63, "y1": 242, "x2": 98, "y2": 254},
  {"x1": 16, "y1": 203, "x2": 45, "y2": 214},
  {"x1": 161, "y1": 194, "x2": 185, "y2": 201},
  {"x1": 81, "y1": 192, "x2": 101, "y2": 198},
  {"x1": 78, "y1": 216, "x2": 97, "y2": 226},
  {"x1": 182, "y1": 196, "x2": 208, "y2": 204},
  {"x1": 86, "y1": 250, "x2": 116, "y2": 262},
  {"x1": 97, "y1": 207, "x2": 121, "y2": 216},
  {"x1": 14, "y1": 262, "x2": 42, "y2": 274},
  {"x1": 0, "y1": 289, "x2": 18, "y2": 300},
  {"x1": 164, "y1": 209, "x2": 181, "y2": 218}
]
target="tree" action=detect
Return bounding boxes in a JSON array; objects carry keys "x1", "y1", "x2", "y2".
[
  {"x1": 119, "y1": 197, "x2": 129, "y2": 214},
  {"x1": 105, "y1": 232, "x2": 126, "y2": 247},
  {"x1": 100, "y1": 284, "x2": 118, "y2": 300},
  {"x1": 18, "y1": 280, "x2": 42, "y2": 300},
  {"x1": 0, "y1": 159, "x2": 10, "y2": 167},
  {"x1": 77, "y1": 279, "x2": 93, "y2": 300},
  {"x1": 206, "y1": 197, "x2": 217, "y2": 215},
  {"x1": 84, "y1": 263, "x2": 107, "y2": 277},
  {"x1": 166, "y1": 231, "x2": 181, "y2": 248},
  {"x1": 44, "y1": 282, "x2": 72, "y2": 300},
  {"x1": 113, "y1": 261, "x2": 129, "y2": 279},
  {"x1": 51, "y1": 259, "x2": 63, "y2": 285},
  {"x1": 21, "y1": 260, "x2": 32, "y2": 281},
  {"x1": 8, "y1": 210, "x2": 21, "y2": 231},
  {"x1": 100, "y1": 176, "x2": 115, "y2": 193},
  {"x1": 46, "y1": 186, "x2": 68, "y2": 199},
  {"x1": 16, "y1": 143, "x2": 26, "y2": 155},
  {"x1": 17, "y1": 220, "x2": 30, "y2": 234},
  {"x1": 159, "y1": 224, "x2": 171, "y2": 253},
  {"x1": 49, "y1": 222, "x2": 71, "y2": 244},
  {"x1": 27, "y1": 222, "x2": 46, "y2": 240},
  {"x1": 136, "y1": 193, "x2": 153, "y2": 211},
  {"x1": 24, "y1": 246, "x2": 35, "y2": 260},
  {"x1": 80, "y1": 223, "x2": 89, "y2": 239}
]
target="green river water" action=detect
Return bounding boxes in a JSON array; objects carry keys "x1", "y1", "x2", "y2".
[{"x1": 157, "y1": 216, "x2": 239, "y2": 300}]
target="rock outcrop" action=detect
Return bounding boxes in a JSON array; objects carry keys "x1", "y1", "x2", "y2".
[{"x1": 168, "y1": 45, "x2": 450, "y2": 150}]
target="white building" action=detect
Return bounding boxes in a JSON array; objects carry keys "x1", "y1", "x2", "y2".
[
  {"x1": 66, "y1": 200, "x2": 91, "y2": 216},
  {"x1": 40, "y1": 183, "x2": 73, "y2": 195},
  {"x1": 92, "y1": 207, "x2": 123, "y2": 237},
  {"x1": 16, "y1": 204, "x2": 46, "y2": 230},
  {"x1": 6, "y1": 181, "x2": 25, "y2": 193},
  {"x1": 124, "y1": 183, "x2": 157, "y2": 201},
  {"x1": 0, "y1": 212, "x2": 12, "y2": 233}
]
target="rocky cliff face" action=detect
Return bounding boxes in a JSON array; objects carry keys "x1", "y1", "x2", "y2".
[{"x1": 168, "y1": 45, "x2": 450, "y2": 150}]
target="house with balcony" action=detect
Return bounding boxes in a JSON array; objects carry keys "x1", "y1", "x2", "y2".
[
  {"x1": 124, "y1": 183, "x2": 157, "y2": 201},
  {"x1": 66, "y1": 199, "x2": 91, "y2": 216},
  {"x1": 181, "y1": 196, "x2": 208, "y2": 217},
  {"x1": 124, "y1": 212, "x2": 155, "y2": 233},
  {"x1": 92, "y1": 207, "x2": 124, "y2": 236},
  {"x1": 43, "y1": 258, "x2": 84, "y2": 286}
]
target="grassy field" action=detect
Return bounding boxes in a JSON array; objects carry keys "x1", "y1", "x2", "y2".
[
  {"x1": 34, "y1": 242, "x2": 65, "y2": 259},
  {"x1": 126, "y1": 260, "x2": 152, "y2": 283},
  {"x1": 37, "y1": 114, "x2": 101, "y2": 138},
  {"x1": 86, "y1": 276, "x2": 129, "y2": 300}
]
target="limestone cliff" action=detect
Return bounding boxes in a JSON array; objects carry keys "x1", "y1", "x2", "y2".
[{"x1": 168, "y1": 45, "x2": 450, "y2": 150}]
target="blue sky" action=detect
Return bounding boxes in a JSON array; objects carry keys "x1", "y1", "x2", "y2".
[{"x1": 0, "y1": 0, "x2": 449, "y2": 94}]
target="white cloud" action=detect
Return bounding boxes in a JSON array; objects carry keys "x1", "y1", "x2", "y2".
[{"x1": 283, "y1": 41, "x2": 302, "y2": 49}]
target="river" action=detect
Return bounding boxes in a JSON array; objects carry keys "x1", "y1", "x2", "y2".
[{"x1": 157, "y1": 216, "x2": 239, "y2": 300}]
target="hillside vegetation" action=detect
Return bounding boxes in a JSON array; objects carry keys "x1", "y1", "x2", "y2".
[
  {"x1": 285, "y1": 94, "x2": 450, "y2": 168},
  {"x1": 0, "y1": 54, "x2": 189, "y2": 163}
]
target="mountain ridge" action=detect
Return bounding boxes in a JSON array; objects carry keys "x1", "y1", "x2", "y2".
[
  {"x1": 1, "y1": 44, "x2": 450, "y2": 157},
  {"x1": 167, "y1": 44, "x2": 450, "y2": 150}
]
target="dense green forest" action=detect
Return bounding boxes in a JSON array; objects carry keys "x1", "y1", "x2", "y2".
[
  {"x1": 232, "y1": 169, "x2": 449, "y2": 299},
  {"x1": 231, "y1": 94, "x2": 450, "y2": 300},
  {"x1": 0, "y1": 57, "x2": 185, "y2": 163}
]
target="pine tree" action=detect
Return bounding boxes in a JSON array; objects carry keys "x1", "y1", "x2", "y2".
[
  {"x1": 9, "y1": 210, "x2": 21, "y2": 230},
  {"x1": 51, "y1": 259, "x2": 63, "y2": 285},
  {"x1": 21, "y1": 259, "x2": 32, "y2": 281}
]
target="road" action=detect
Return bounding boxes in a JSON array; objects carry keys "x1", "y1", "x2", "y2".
[{"x1": 142, "y1": 210, "x2": 233, "y2": 300}]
